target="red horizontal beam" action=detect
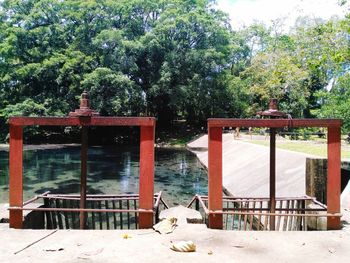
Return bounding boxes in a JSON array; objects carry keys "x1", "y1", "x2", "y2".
[
  {"x1": 208, "y1": 118, "x2": 342, "y2": 128},
  {"x1": 9, "y1": 116, "x2": 156, "y2": 127},
  {"x1": 8, "y1": 206, "x2": 154, "y2": 213}
]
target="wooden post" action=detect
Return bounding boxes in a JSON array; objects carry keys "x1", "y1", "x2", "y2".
[
  {"x1": 269, "y1": 128, "x2": 276, "y2": 230},
  {"x1": 79, "y1": 126, "x2": 88, "y2": 229},
  {"x1": 208, "y1": 127, "x2": 223, "y2": 229},
  {"x1": 139, "y1": 125, "x2": 155, "y2": 228},
  {"x1": 327, "y1": 126, "x2": 341, "y2": 230},
  {"x1": 9, "y1": 125, "x2": 23, "y2": 229}
]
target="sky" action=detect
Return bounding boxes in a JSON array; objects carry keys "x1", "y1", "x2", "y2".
[{"x1": 216, "y1": 0, "x2": 347, "y2": 30}]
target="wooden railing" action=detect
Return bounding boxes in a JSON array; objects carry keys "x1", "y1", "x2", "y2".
[
  {"x1": 188, "y1": 195, "x2": 340, "y2": 231},
  {"x1": 9, "y1": 192, "x2": 168, "y2": 230}
]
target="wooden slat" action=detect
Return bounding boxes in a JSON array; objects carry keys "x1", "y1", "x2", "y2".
[
  {"x1": 276, "y1": 200, "x2": 282, "y2": 231},
  {"x1": 238, "y1": 202, "x2": 242, "y2": 230},
  {"x1": 249, "y1": 201, "x2": 255, "y2": 230},
  {"x1": 296, "y1": 200, "x2": 302, "y2": 231},
  {"x1": 288, "y1": 200, "x2": 294, "y2": 231},
  {"x1": 119, "y1": 200, "x2": 123, "y2": 229},
  {"x1": 112, "y1": 200, "x2": 117, "y2": 229},
  {"x1": 98, "y1": 200, "x2": 103, "y2": 230},
  {"x1": 230, "y1": 203, "x2": 235, "y2": 230},
  {"x1": 263, "y1": 212, "x2": 268, "y2": 231},
  {"x1": 283, "y1": 200, "x2": 290, "y2": 231},
  {"x1": 127, "y1": 200, "x2": 131, "y2": 229},
  {"x1": 105, "y1": 200, "x2": 110, "y2": 230},
  {"x1": 55, "y1": 199, "x2": 63, "y2": 229},
  {"x1": 91, "y1": 201, "x2": 96, "y2": 230},
  {"x1": 70, "y1": 200, "x2": 77, "y2": 229},
  {"x1": 134, "y1": 199, "x2": 138, "y2": 229},
  {"x1": 62, "y1": 199, "x2": 70, "y2": 229},
  {"x1": 225, "y1": 201, "x2": 229, "y2": 230},
  {"x1": 243, "y1": 202, "x2": 248, "y2": 230},
  {"x1": 302, "y1": 200, "x2": 307, "y2": 231},
  {"x1": 50, "y1": 199, "x2": 58, "y2": 229},
  {"x1": 208, "y1": 118, "x2": 342, "y2": 128},
  {"x1": 44, "y1": 198, "x2": 53, "y2": 229}
]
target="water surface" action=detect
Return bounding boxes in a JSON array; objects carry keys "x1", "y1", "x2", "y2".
[{"x1": 0, "y1": 147, "x2": 207, "y2": 206}]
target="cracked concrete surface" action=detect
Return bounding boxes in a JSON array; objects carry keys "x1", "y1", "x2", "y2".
[{"x1": 1, "y1": 216, "x2": 350, "y2": 263}]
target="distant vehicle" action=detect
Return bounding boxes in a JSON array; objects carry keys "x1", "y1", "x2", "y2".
[{"x1": 347, "y1": 133, "x2": 350, "y2": 143}]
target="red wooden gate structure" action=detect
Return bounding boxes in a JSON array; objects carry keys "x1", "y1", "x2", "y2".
[
  {"x1": 8, "y1": 92, "x2": 157, "y2": 229},
  {"x1": 206, "y1": 118, "x2": 342, "y2": 230}
]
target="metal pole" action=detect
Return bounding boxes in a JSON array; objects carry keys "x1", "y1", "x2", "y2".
[
  {"x1": 269, "y1": 128, "x2": 276, "y2": 230},
  {"x1": 80, "y1": 125, "x2": 88, "y2": 229}
]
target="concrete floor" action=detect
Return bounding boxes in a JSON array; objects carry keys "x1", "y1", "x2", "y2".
[{"x1": 1, "y1": 210, "x2": 350, "y2": 263}]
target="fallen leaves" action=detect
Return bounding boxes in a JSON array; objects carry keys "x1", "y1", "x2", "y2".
[{"x1": 122, "y1": 233, "x2": 132, "y2": 239}]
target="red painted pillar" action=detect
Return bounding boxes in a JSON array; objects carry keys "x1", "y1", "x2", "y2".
[
  {"x1": 208, "y1": 126, "x2": 223, "y2": 229},
  {"x1": 139, "y1": 125, "x2": 155, "y2": 228},
  {"x1": 327, "y1": 126, "x2": 341, "y2": 230},
  {"x1": 9, "y1": 125, "x2": 23, "y2": 229}
]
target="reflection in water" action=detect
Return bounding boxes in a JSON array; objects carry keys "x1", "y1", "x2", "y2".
[{"x1": 0, "y1": 147, "x2": 207, "y2": 206}]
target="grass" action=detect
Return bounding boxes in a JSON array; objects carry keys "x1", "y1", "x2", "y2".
[{"x1": 249, "y1": 140, "x2": 350, "y2": 159}]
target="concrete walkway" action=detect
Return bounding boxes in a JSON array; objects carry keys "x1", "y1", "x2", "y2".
[{"x1": 188, "y1": 134, "x2": 315, "y2": 197}]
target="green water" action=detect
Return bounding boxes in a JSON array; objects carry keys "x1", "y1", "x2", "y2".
[{"x1": 0, "y1": 147, "x2": 207, "y2": 206}]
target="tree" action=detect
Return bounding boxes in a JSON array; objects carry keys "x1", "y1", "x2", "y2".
[
  {"x1": 316, "y1": 73, "x2": 350, "y2": 131},
  {"x1": 0, "y1": 0, "x2": 238, "y2": 140},
  {"x1": 1, "y1": 0, "x2": 349, "y2": 142}
]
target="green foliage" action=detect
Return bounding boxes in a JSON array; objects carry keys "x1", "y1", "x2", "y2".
[
  {"x1": 82, "y1": 67, "x2": 142, "y2": 115},
  {"x1": 0, "y1": 0, "x2": 349, "y2": 142},
  {"x1": 234, "y1": 18, "x2": 349, "y2": 124},
  {"x1": 315, "y1": 73, "x2": 350, "y2": 131},
  {"x1": 0, "y1": 98, "x2": 47, "y2": 119}
]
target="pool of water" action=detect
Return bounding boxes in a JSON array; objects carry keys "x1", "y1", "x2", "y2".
[{"x1": 0, "y1": 147, "x2": 207, "y2": 206}]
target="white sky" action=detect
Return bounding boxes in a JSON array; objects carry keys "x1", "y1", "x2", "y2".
[{"x1": 216, "y1": 0, "x2": 347, "y2": 30}]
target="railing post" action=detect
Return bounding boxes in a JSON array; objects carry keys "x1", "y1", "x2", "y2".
[
  {"x1": 327, "y1": 126, "x2": 341, "y2": 230},
  {"x1": 208, "y1": 126, "x2": 223, "y2": 229},
  {"x1": 195, "y1": 197, "x2": 199, "y2": 211},
  {"x1": 139, "y1": 125, "x2": 155, "y2": 228},
  {"x1": 9, "y1": 124, "x2": 23, "y2": 229},
  {"x1": 155, "y1": 206, "x2": 159, "y2": 224}
]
